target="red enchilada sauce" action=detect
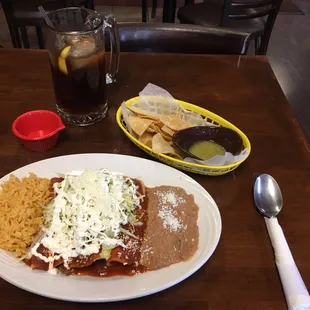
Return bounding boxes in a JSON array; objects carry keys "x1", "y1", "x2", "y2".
[
  {"x1": 66, "y1": 257, "x2": 146, "y2": 277},
  {"x1": 25, "y1": 177, "x2": 148, "y2": 278},
  {"x1": 67, "y1": 178, "x2": 148, "y2": 277}
]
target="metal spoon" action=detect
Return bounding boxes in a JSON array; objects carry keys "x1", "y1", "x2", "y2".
[{"x1": 254, "y1": 174, "x2": 310, "y2": 310}]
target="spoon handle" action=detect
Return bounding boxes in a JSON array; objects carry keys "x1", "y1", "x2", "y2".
[{"x1": 265, "y1": 217, "x2": 310, "y2": 310}]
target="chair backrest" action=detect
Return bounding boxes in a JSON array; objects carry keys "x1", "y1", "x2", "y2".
[
  {"x1": 220, "y1": 0, "x2": 283, "y2": 54},
  {"x1": 109, "y1": 23, "x2": 252, "y2": 55},
  {"x1": 2, "y1": 0, "x2": 92, "y2": 49},
  {"x1": 221, "y1": 0, "x2": 283, "y2": 25},
  {"x1": 222, "y1": 0, "x2": 282, "y2": 20}
]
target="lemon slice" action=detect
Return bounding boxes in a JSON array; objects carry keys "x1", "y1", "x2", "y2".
[{"x1": 58, "y1": 45, "x2": 71, "y2": 75}]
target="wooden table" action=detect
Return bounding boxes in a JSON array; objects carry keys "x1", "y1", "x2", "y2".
[{"x1": 0, "y1": 49, "x2": 309, "y2": 310}]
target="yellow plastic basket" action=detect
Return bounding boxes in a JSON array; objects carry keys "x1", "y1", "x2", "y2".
[{"x1": 116, "y1": 97, "x2": 251, "y2": 176}]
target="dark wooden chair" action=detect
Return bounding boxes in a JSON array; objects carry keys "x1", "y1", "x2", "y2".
[
  {"x1": 1, "y1": 0, "x2": 94, "y2": 49},
  {"x1": 141, "y1": 0, "x2": 158, "y2": 22},
  {"x1": 177, "y1": 0, "x2": 283, "y2": 55},
  {"x1": 107, "y1": 23, "x2": 252, "y2": 55},
  {"x1": 141, "y1": 0, "x2": 194, "y2": 23}
]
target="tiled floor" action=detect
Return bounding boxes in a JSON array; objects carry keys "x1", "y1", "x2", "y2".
[
  {"x1": 267, "y1": 0, "x2": 310, "y2": 141},
  {"x1": 0, "y1": 1, "x2": 309, "y2": 141}
]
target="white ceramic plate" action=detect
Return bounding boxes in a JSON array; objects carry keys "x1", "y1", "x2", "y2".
[{"x1": 0, "y1": 154, "x2": 221, "y2": 302}]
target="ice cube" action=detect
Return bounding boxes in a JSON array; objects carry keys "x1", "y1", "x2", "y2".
[
  {"x1": 55, "y1": 33, "x2": 65, "y2": 50},
  {"x1": 84, "y1": 16, "x2": 102, "y2": 31},
  {"x1": 69, "y1": 37, "x2": 96, "y2": 58},
  {"x1": 63, "y1": 35, "x2": 83, "y2": 46}
]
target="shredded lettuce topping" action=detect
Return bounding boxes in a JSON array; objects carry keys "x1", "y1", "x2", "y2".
[{"x1": 31, "y1": 169, "x2": 143, "y2": 268}]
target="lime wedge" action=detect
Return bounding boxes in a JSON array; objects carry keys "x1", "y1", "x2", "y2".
[{"x1": 58, "y1": 46, "x2": 71, "y2": 75}]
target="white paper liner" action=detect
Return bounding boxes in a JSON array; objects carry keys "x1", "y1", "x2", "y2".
[
  {"x1": 184, "y1": 148, "x2": 249, "y2": 166},
  {"x1": 136, "y1": 83, "x2": 215, "y2": 127},
  {"x1": 121, "y1": 101, "x2": 134, "y2": 135}
]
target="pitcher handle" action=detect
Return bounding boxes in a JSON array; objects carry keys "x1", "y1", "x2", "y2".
[{"x1": 104, "y1": 13, "x2": 120, "y2": 84}]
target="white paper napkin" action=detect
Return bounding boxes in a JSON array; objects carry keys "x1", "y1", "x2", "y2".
[{"x1": 265, "y1": 217, "x2": 310, "y2": 310}]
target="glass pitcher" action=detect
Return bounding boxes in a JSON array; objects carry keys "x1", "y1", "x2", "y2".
[{"x1": 45, "y1": 7, "x2": 120, "y2": 126}]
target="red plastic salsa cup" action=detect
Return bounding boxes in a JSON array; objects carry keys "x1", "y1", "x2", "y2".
[{"x1": 12, "y1": 110, "x2": 65, "y2": 152}]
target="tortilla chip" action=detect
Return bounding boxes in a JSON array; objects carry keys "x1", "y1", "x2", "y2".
[
  {"x1": 128, "y1": 115, "x2": 154, "y2": 136},
  {"x1": 156, "y1": 127, "x2": 173, "y2": 141},
  {"x1": 127, "y1": 106, "x2": 160, "y2": 121},
  {"x1": 138, "y1": 115, "x2": 159, "y2": 121},
  {"x1": 152, "y1": 133, "x2": 174, "y2": 154},
  {"x1": 146, "y1": 126, "x2": 155, "y2": 133},
  {"x1": 139, "y1": 131, "x2": 153, "y2": 148},
  {"x1": 160, "y1": 132, "x2": 172, "y2": 142},
  {"x1": 121, "y1": 102, "x2": 134, "y2": 135},
  {"x1": 147, "y1": 125, "x2": 172, "y2": 142},
  {"x1": 161, "y1": 125, "x2": 175, "y2": 137},
  {"x1": 159, "y1": 115, "x2": 190, "y2": 131},
  {"x1": 148, "y1": 123, "x2": 160, "y2": 133},
  {"x1": 166, "y1": 151, "x2": 183, "y2": 160},
  {"x1": 152, "y1": 133, "x2": 182, "y2": 159},
  {"x1": 169, "y1": 145, "x2": 183, "y2": 159}
]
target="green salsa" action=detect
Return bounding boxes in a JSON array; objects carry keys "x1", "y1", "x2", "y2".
[{"x1": 189, "y1": 141, "x2": 225, "y2": 160}]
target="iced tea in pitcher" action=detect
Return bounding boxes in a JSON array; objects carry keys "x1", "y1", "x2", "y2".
[{"x1": 45, "y1": 8, "x2": 119, "y2": 126}]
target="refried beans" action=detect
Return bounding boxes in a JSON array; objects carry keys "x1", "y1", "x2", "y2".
[{"x1": 140, "y1": 185, "x2": 199, "y2": 270}]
